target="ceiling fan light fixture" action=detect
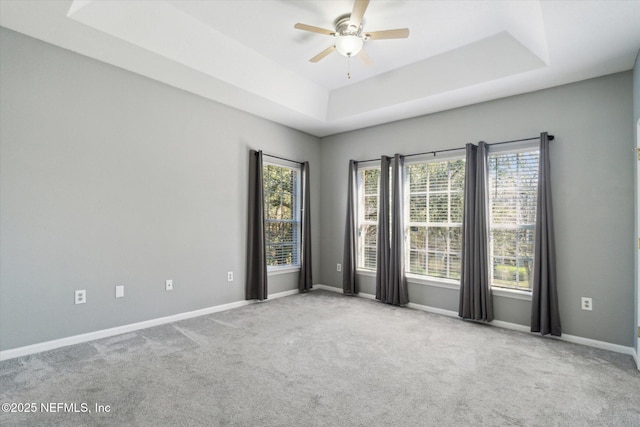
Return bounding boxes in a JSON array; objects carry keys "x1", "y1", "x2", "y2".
[{"x1": 335, "y1": 35, "x2": 363, "y2": 57}]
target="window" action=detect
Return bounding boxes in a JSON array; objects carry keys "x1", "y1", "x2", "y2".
[
  {"x1": 352, "y1": 147, "x2": 539, "y2": 291},
  {"x1": 406, "y1": 158, "x2": 465, "y2": 280},
  {"x1": 357, "y1": 167, "x2": 380, "y2": 270},
  {"x1": 263, "y1": 162, "x2": 301, "y2": 269},
  {"x1": 488, "y1": 148, "x2": 539, "y2": 291},
  {"x1": 355, "y1": 159, "x2": 464, "y2": 279}
]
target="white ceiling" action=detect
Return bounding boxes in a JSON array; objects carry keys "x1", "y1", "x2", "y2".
[{"x1": 1, "y1": 0, "x2": 640, "y2": 137}]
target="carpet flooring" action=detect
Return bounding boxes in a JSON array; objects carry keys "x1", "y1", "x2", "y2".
[{"x1": 1, "y1": 289, "x2": 638, "y2": 426}]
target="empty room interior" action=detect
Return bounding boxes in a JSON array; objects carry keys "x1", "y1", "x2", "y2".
[{"x1": 1, "y1": 0, "x2": 640, "y2": 425}]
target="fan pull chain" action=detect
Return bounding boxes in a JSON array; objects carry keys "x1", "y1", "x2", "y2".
[{"x1": 347, "y1": 55, "x2": 352, "y2": 79}]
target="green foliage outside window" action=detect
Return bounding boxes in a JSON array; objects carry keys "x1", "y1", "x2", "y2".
[
  {"x1": 407, "y1": 159, "x2": 465, "y2": 280},
  {"x1": 488, "y1": 150, "x2": 538, "y2": 290},
  {"x1": 355, "y1": 149, "x2": 539, "y2": 291},
  {"x1": 263, "y1": 164, "x2": 300, "y2": 267}
]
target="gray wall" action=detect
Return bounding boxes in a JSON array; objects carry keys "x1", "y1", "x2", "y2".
[
  {"x1": 319, "y1": 72, "x2": 635, "y2": 347},
  {"x1": 633, "y1": 50, "x2": 640, "y2": 356},
  {"x1": 1, "y1": 25, "x2": 636, "y2": 352},
  {"x1": 635, "y1": 51, "x2": 640, "y2": 126},
  {"x1": 0, "y1": 28, "x2": 321, "y2": 351}
]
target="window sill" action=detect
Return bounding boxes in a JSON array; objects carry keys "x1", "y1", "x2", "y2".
[
  {"x1": 356, "y1": 270, "x2": 459, "y2": 290},
  {"x1": 406, "y1": 274, "x2": 459, "y2": 290},
  {"x1": 267, "y1": 266, "x2": 300, "y2": 276},
  {"x1": 491, "y1": 287, "x2": 532, "y2": 301},
  {"x1": 356, "y1": 269, "x2": 376, "y2": 278},
  {"x1": 356, "y1": 269, "x2": 532, "y2": 301}
]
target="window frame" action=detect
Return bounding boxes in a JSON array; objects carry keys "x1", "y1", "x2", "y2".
[
  {"x1": 487, "y1": 142, "x2": 540, "y2": 292},
  {"x1": 356, "y1": 164, "x2": 381, "y2": 271},
  {"x1": 262, "y1": 159, "x2": 302, "y2": 272},
  {"x1": 404, "y1": 153, "x2": 465, "y2": 282}
]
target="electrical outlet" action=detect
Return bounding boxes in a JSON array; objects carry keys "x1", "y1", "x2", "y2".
[
  {"x1": 227, "y1": 271, "x2": 233, "y2": 282},
  {"x1": 165, "y1": 279, "x2": 173, "y2": 291},
  {"x1": 337, "y1": 263, "x2": 342, "y2": 272},
  {"x1": 75, "y1": 289, "x2": 86, "y2": 304},
  {"x1": 581, "y1": 297, "x2": 592, "y2": 311},
  {"x1": 115, "y1": 285, "x2": 124, "y2": 298}
]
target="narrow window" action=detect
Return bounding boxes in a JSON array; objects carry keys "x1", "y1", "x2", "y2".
[
  {"x1": 263, "y1": 162, "x2": 301, "y2": 269},
  {"x1": 357, "y1": 167, "x2": 380, "y2": 270},
  {"x1": 488, "y1": 148, "x2": 539, "y2": 290},
  {"x1": 406, "y1": 158, "x2": 465, "y2": 280}
]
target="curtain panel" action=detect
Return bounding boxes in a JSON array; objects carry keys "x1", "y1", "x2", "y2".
[
  {"x1": 531, "y1": 132, "x2": 561, "y2": 335},
  {"x1": 388, "y1": 154, "x2": 409, "y2": 305},
  {"x1": 376, "y1": 155, "x2": 408, "y2": 306},
  {"x1": 246, "y1": 149, "x2": 268, "y2": 300},
  {"x1": 299, "y1": 161, "x2": 313, "y2": 292},
  {"x1": 343, "y1": 160, "x2": 358, "y2": 295},
  {"x1": 459, "y1": 142, "x2": 493, "y2": 321},
  {"x1": 376, "y1": 156, "x2": 391, "y2": 302}
]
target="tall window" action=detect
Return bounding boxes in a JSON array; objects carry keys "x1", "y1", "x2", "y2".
[
  {"x1": 263, "y1": 162, "x2": 301, "y2": 269},
  {"x1": 353, "y1": 147, "x2": 538, "y2": 291},
  {"x1": 488, "y1": 148, "x2": 539, "y2": 290},
  {"x1": 357, "y1": 167, "x2": 380, "y2": 270},
  {"x1": 406, "y1": 158, "x2": 465, "y2": 280}
]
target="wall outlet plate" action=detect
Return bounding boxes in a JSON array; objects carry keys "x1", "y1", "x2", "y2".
[
  {"x1": 75, "y1": 289, "x2": 86, "y2": 304},
  {"x1": 227, "y1": 271, "x2": 233, "y2": 282},
  {"x1": 165, "y1": 279, "x2": 173, "y2": 291},
  {"x1": 115, "y1": 285, "x2": 124, "y2": 298},
  {"x1": 581, "y1": 297, "x2": 592, "y2": 311},
  {"x1": 337, "y1": 264, "x2": 342, "y2": 272}
]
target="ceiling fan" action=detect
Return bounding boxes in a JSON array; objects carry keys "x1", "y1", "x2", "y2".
[{"x1": 294, "y1": 0, "x2": 409, "y2": 67}]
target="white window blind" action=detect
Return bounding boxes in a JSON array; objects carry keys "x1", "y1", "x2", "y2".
[
  {"x1": 488, "y1": 149, "x2": 539, "y2": 291},
  {"x1": 263, "y1": 163, "x2": 301, "y2": 268},
  {"x1": 357, "y1": 167, "x2": 380, "y2": 270},
  {"x1": 406, "y1": 158, "x2": 465, "y2": 280}
]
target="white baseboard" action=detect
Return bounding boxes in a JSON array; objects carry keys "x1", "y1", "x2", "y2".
[
  {"x1": 312, "y1": 284, "x2": 636, "y2": 358},
  {"x1": 313, "y1": 284, "x2": 350, "y2": 294},
  {"x1": 2, "y1": 285, "x2": 633, "y2": 362},
  {"x1": 0, "y1": 288, "x2": 299, "y2": 362}
]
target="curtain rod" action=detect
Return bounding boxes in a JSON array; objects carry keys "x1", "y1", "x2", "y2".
[
  {"x1": 262, "y1": 152, "x2": 304, "y2": 165},
  {"x1": 354, "y1": 134, "x2": 555, "y2": 164}
]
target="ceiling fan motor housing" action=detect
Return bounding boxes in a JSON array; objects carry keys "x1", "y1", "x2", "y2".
[{"x1": 335, "y1": 15, "x2": 362, "y2": 37}]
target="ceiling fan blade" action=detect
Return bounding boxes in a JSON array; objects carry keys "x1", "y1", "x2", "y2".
[
  {"x1": 366, "y1": 28, "x2": 410, "y2": 40},
  {"x1": 350, "y1": 0, "x2": 370, "y2": 28},
  {"x1": 310, "y1": 45, "x2": 336, "y2": 63},
  {"x1": 358, "y1": 48, "x2": 372, "y2": 67},
  {"x1": 294, "y1": 23, "x2": 335, "y2": 36}
]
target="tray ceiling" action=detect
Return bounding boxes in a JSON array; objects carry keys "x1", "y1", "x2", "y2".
[{"x1": 1, "y1": 0, "x2": 639, "y2": 137}]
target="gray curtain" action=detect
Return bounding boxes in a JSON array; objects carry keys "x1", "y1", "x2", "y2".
[
  {"x1": 299, "y1": 161, "x2": 313, "y2": 292},
  {"x1": 343, "y1": 160, "x2": 358, "y2": 295},
  {"x1": 459, "y1": 142, "x2": 493, "y2": 321},
  {"x1": 531, "y1": 132, "x2": 561, "y2": 335},
  {"x1": 377, "y1": 155, "x2": 408, "y2": 305},
  {"x1": 246, "y1": 149, "x2": 268, "y2": 300},
  {"x1": 376, "y1": 156, "x2": 391, "y2": 302},
  {"x1": 388, "y1": 154, "x2": 409, "y2": 305}
]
